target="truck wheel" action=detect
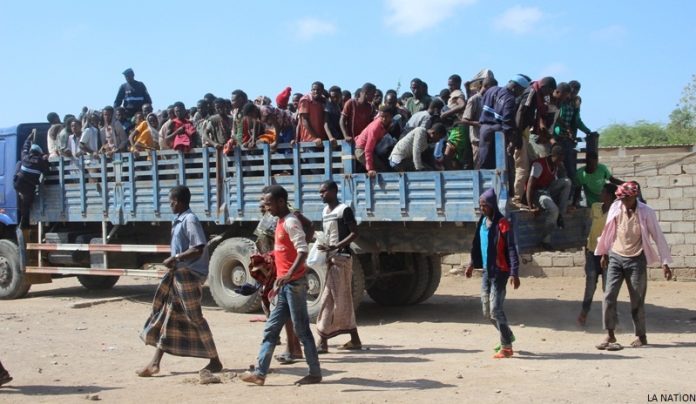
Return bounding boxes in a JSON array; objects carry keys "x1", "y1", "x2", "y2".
[
  {"x1": 405, "y1": 254, "x2": 431, "y2": 304},
  {"x1": 77, "y1": 275, "x2": 120, "y2": 290},
  {"x1": 0, "y1": 240, "x2": 31, "y2": 299},
  {"x1": 305, "y1": 263, "x2": 326, "y2": 322},
  {"x1": 413, "y1": 254, "x2": 442, "y2": 304},
  {"x1": 367, "y1": 253, "x2": 420, "y2": 306},
  {"x1": 208, "y1": 237, "x2": 261, "y2": 313}
]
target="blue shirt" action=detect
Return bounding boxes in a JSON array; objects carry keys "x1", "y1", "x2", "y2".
[
  {"x1": 480, "y1": 221, "x2": 490, "y2": 269},
  {"x1": 171, "y1": 209, "x2": 209, "y2": 277},
  {"x1": 479, "y1": 86, "x2": 517, "y2": 133}
]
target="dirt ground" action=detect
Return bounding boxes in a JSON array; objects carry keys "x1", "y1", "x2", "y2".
[{"x1": 1, "y1": 272, "x2": 695, "y2": 404}]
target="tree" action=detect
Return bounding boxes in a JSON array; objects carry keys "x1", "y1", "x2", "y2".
[{"x1": 667, "y1": 74, "x2": 696, "y2": 141}]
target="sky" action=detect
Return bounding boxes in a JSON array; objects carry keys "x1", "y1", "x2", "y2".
[{"x1": 1, "y1": 0, "x2": 695, "y2": 130}]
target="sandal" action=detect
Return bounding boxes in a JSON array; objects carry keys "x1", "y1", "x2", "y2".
[
  {"x1": 606, "y1": 342, "x2": 623, "y2": 351},
  {"x1": 494, "y1": 334, "x2": 516, "y2": 353},
  {"x1": 275, "y1": 352, "x2": 302, "y2": 364},
  {"x1": 595, "y1": 339, "x2": 617, "y2": 350},
  {"x1": 337, "y1": 341, "x2": 362, "y2": 351}
]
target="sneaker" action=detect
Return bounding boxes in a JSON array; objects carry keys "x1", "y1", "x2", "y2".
[
  {"x1": 493, "y1": 348, "x2": 514, "y2": 358},
  {"x1": 240, "y1": 371, "x2": 265, "y2": 386}
]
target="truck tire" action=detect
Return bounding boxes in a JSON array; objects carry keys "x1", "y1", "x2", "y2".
[
  {"x1": 405, "y1": 254, "x2": 431, "y2": 304},
  {"x1": 208, "y1": 237, "x2": 262, "y2": 313},
  {"x1": 77, "y1": 275, "x2": 120, "y2": 290},
  {"x1": 0, "y1": 239, "x2": 31, "y2": 299},
  {"x1": 351, "y1": 255, "x2": 365, "y2": 312},
  {"x1": 367, "y1": 253, "x2": 420, "y2": 306},
  {"x1": 413, "y1": 254, "x2": 442, "y2": 304}
]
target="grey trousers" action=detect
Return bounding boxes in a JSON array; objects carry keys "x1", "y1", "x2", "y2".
[
  {"x1": 535, "y1": 177, "x2": 571, "y2": 243},
  {"x1": 602, "y1": 252, "x2": 648, "y2": 336}
]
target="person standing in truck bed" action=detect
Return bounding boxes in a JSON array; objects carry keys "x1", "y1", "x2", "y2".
[{"x1": 114, "y1": 68, "x2": 152, "y2": 118}]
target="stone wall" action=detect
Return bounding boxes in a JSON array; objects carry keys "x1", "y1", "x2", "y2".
[{"x1": 442, "y1": 145, "x2": 696, "y2": 280}]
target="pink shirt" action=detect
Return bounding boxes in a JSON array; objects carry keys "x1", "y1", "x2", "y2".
[
  {"x1": 594, "y1": 200, "x2": 672, "y2": 266},
  {"x1": 355, "y1": 117, "x2": 387, "y2": 171}
]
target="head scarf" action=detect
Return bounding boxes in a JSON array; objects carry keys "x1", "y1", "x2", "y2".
[
  {"x1": 276, "y1": 87, "x2": 292, "y2": 109},
  {"x1": 510, "y1": 74, "x2": 531, "y2": 89},
  {"x1": 479, "y1": 188, "x2": 499, "y2": 214},
  {"x1": 616, "y1": 181, "x2": 639, "y2": 199}
]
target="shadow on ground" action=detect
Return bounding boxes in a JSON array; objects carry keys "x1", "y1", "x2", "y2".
[{"x1": 0, "y1": 384, "x2": 120, "y2": 396}]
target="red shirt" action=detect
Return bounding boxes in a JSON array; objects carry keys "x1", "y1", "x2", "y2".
[
  {"x1": 274, "y1": 214, "x2": 308, "y2": 281},
  {"x1": 297, "y1": 95, "x2": 326, "y2": 142},
  {"x1": 342, "y1": 99, "x2": 375, "y2": 137},
  {"x1": 355, "y1": 117, "x2": 387, "y2": 171}
]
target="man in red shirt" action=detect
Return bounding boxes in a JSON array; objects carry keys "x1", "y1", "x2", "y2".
[
  {"x1": 354, "y1": 108, "x2": 393, "y2": 177},
  {"x1": 296, "y1": 82, "x2": 327, "y2": 147},
  {"x1": 340, "y1": 82, "x2": 376, "y2": 143},
  {"x1": 241, "y1": 185, "x2": 322, "y2": 386},
  {"x1": 525, "y1": 145, "x2": 571, "y2": 250}
]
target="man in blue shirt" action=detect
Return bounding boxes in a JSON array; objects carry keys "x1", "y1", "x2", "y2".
[
  {"x1": 138, "y1": 185, "x2": 222, "y2": 380},
  {"x1": 477, "y1": 75, "x2": 530, "y2": 169},
  {"x1": 114, "y1": 68, "x2": 152, "y2": 118}
]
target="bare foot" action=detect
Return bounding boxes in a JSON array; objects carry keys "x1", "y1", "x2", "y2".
[
  {"x1": 577, "y1": 312, "x2": 587, "y2": 326},
  {"x1": 631, "y1": 336, "x2": 648, "y2": 347},
  {"x1": 136, "y1": 364, "x2": 160, "y2": 377},
  {"x1": 202, "y1": 357, "x2": 223, "y2": 373},
  {"x1": 295, "y1": 375, "x2": 322, "y2": 385}
]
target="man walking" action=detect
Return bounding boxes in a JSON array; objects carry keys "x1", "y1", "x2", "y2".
[
  {"x1": 315, "y1": 181, "x2": 362, "y2": 353},
  {"x1": 594, "y1": 181, "x2": 672, "y2": 350},
  {"x1": 138, "y1": 185, "x2": 223, "y2": 379},
  {"x1": 465, "y1": 188, "x2": 520, "y2": 358},
  {"x1": 241, "y1": 185, "x2": 322, "y2": 386}
]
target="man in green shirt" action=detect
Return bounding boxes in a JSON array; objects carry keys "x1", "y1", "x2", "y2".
[{"x1": 573, "y1": 151, "x2": 623, "y2": 207}]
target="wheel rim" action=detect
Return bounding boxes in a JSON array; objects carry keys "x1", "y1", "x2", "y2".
[
  {"x1": 0, "y1": 257, "x2": 10, "y2": 288},
  {"x1": 306, "y1": 268, "x2": 322, "y2": 302},
  {"x1": 221, "y1": 260, "x2": 248, "y2": 296}
]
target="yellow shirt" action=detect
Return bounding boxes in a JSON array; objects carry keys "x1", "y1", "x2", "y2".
[
  {"x1": 132, "y1": 121, "x2": 156, "y2": 149},
  {"x1": 586, "y1": 202, "x2": 608, "y2": 251}
]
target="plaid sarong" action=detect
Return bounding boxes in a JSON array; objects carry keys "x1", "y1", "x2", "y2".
[
  {"x1": 140, "y1": 268, "x2": 218, "y2": 359},
  {"x1": 316, "y1": 254, "x2": 357, "y2": 338}
]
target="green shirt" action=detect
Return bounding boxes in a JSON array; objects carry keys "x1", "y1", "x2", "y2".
[{"x1": 575, "y1": 163, "x2": 611, "y2": 205}]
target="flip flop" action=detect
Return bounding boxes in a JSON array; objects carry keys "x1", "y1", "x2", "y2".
[
  {"x1": 595, "y1": 341, "x2": 613, "y2": 350},
  {"x1": 275, "y1": 352, "x2": 302, "y2": 364},
  {"x1": 606, "y1": 342, "x2": 623, "y2": 351},
  {"x1": 338, "y1": 341, "x2": 362, "y2": 351}
]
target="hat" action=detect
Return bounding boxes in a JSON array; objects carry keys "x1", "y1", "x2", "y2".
[
  {"x1": 276, "y1": 87, "x2": 292, "y2": 109},
  {"x1": 616, "y1": 181, "x2": 639, "y2": 199},
  {"x1": 122, "y1": 68, "x2": 134, "y2": 76},
  {"x1": 30, "y1": 144, "x2": 43, "y2": 154},
  {"x1": 510, "y1": 74, "x2": 530, "y2": 89}
]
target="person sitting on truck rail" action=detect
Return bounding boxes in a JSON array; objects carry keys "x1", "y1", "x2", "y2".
[
  {"x1": 354, "y1": 107, "x2": 393, "y2": 177},
  {"x1": 525, "y1": 145, "x2": 572, "y2": 251}
]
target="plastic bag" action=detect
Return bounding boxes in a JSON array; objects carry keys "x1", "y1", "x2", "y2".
[{"x1": 306, "y1": 240, "x2": 327, "y2": 270}]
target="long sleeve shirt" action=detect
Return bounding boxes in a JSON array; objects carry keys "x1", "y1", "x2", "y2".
[
  {"x1": 355, "y1": 117, "x2": 388, "y2": 171},
  {"x1": 479, "y1": 86, "x2": 517, "y2": 134},
  {"x1": 594, "y1": 200, "x2": 672, "y2": 266},
  {"x1": 389, "y1": 127, "x2": 429, "y2": 170}
]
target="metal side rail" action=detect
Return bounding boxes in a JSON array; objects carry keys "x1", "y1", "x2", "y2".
[
  {"x1": 25, "y1": 266, "x2": 167, "y2": 278},
  {"x1": 26, "y1": 243, "x2": 171, "y2": 253}
]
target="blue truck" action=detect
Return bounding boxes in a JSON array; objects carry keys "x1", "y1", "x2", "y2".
[{"x1": 0, "y1": 122, "x2": 587, "y2": 317}]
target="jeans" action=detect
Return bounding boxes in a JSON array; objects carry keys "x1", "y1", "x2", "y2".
[
  {"x1": 535, "y1": 177, "x2": 571, "y2": 243},
  {"x1": 602, "y1": 252, "x2": 648, "y2": 337},
  {"x1": 481, "y1": 270, "x2": 514, "y2": 347},
  {"x1": 254, "y1": 277, "x2": 321, "y2": 378},
  {"x1": 581, "y1": 250, "x2": 605, "y2": 314},
  {"x1": 556, "y1": 137, "x2": 578, "y2": 195}
]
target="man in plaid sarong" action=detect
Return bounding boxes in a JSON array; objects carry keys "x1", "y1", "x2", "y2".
[
  {"x1": 315, "y1": 181, "x2": 362, "y2": 353},
  {"x1": 137, "y1": 186, "x2": 222, "y2": 377}
]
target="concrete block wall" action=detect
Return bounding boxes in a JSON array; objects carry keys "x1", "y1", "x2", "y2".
[{"x1": 441, "y1": 146, "x2": 696, "y2": 281}]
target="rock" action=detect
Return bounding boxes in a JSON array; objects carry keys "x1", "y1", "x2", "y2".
[
  {"x1": 456, "y1": 374, "x2": 463, "y2": 379},
  {"x1": 495, "y1": 389, "x2": 502, "y2": 393},
  {"x1": 519, "y1": 324, "x2": 526, "y2": 328},
  {"x1": 52, "y1": 361, "x2": 59, "y2": 365},
  {"x1": 85, "y1": 394, "x2": 101, "y2": 401}
]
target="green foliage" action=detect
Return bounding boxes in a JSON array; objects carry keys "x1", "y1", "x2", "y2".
[{"x1": 599, "y1": 75, "x2": 696, "y2": 146}]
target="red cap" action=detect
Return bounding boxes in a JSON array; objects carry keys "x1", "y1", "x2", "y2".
[{"x1": 276, "y1": 87, "x2": 292, "y2": 109}]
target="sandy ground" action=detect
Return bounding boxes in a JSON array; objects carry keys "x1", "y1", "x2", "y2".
[{"x1": 1, "y1": 273, "x2": 695, "y2": 404}]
